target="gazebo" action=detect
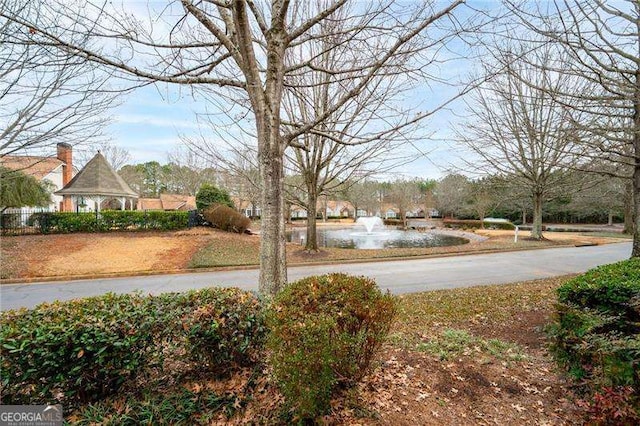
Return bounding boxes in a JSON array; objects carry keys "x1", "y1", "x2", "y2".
[{"x1": 55, "y1": 152, "x2": 138, "y2": 212}]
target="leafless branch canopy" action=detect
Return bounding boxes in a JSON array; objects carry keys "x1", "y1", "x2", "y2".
[{"x1": 0, "y1": 0, "x2": 121, "y2": 157}]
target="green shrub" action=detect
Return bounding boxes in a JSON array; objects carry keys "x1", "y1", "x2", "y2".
[
  {"x1": 442, "y1": 218, "x2": 515, "y2": 230},
  {"x1": 557, "y1": 258, "x2": 640, "y2": 316},
  {"x1": 0, "y1": 287, "x2": 265, "y2": 408},
  {"x1": 202, "y1": 204, "x2": 251, "y2": 233},
  {"x1": 0, "y1": 213, "x2": 20, "y2": 230},
  {"x1": 182, "y1": 289, "x2": 265, "y2": 373},
  {"x1": 0, "y1": 293, "x2": 156, "y2": 406},
  {"x1": 267, "y1": 273, "x2": 396, "y2": 420},
  {"x1": 28, "y1": 210, "x2": 188, "y2": 234},
  {"x1": 550, "y1": 259, "x2": 640, "y2": 418},
  {"x1": 196, "y1": 184, "x2": 234, "y2": 210},
  {"x1": 34, "y1": 211, "x2": 105, "y2": 233},
  {"x1": 73, "y1": 387, "x2": 239, "y2": 425},
  {"x1": 100, "y1": 210, "x2": 146, "y2": 229},
  {"x1": 143, "y1": 210, "x2": 189, "y2": 230}
]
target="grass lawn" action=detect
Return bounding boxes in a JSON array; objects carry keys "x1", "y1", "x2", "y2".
[
  {"x1": 68, "y1": 276, "x2": 583, "y2": 425},
  {"x1": 578, "y1": 231, "x2": 633, "y2": 239}
]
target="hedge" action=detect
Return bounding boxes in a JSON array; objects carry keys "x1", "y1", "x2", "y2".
[
  {"x1": 443, "y1": 218, "x2": 516, "y2": 230},
  {"x1": 28, "y1": 210, "x2": 189, "y2": 234},
  {"x1": 549, "y1": 258, "x2": 640, "y2": 421},
  {"x1": 267, "y1": 274, "x2": 396, "y2": 420},
  {"x1": 0, "y1": 288, "x2": 264, "y2": 408}
]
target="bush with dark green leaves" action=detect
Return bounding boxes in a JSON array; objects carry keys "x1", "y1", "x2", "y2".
[
  {"x1": 0, "y1": 213, "x2": 20, "y2": 230},
  {"x1": 202, "y1": 203, "x2": 251, "y2": 233},
  {"x1": 0, "y1": 288, "x2": 265, "y2": 408},
  {"x1": 266, "y1": 273, "x2": 397, "y2": 420},
  {"x1": 442, "y1": 218, "x2": 516, "y2": 230},
  {"x1": 556, "y1": 258, "x2": 640, "y2": 316},
  {"x1": 550, "y1": 258, "x2": 640, "y2": 418},
  {"x1": 0, "y1": 293, "x2": 156, "y2": 406},
  {"x1": 196, "y1": 184, "x2": 234, "y2": 210},
  {"x1": 31, "y1": 211, "x2": 106, "y2": 233},
  {"x1": 28, "y1": 210, "x2": 188, "y2": 234},
  {"x1": 182, "y1": 289, "x2": 266, "y2": 373}
]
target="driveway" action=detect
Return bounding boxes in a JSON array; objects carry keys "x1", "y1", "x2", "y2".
[{"x1": 0, "y1": 242, "x2": 632, "y2": 311}]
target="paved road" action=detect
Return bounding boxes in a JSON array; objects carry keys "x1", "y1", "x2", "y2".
[{"x1": 0, "y1": 242, "x2": 632, "y2": 311}]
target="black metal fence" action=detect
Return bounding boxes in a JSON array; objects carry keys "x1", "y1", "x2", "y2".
[
  {"x1": 1, "y1": 210, "x2": 195, "y2": 236},
  {"x1": 1, "y1": 211, "x2": 60, "y2": 235}
]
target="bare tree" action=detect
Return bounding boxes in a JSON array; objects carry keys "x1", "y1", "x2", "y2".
[
  {"x1": 2, "y1": 0, "x2": 471, "y2": 294},
  {"x1": 280, "y1": 3, "x2": 446, "y2": 251},
  {"x1": 456, "y1": 46, "x2": 583, "y2": 239},
  {"x1": 340, "y1": 179, "x2": 381, "y2": 219},
  {"x1": 225, "y1": 152, "x2": 262, "y2": 217},
  {"x1": 0, "y1": 0, "x2": 119, "y2": 158},
  {"x1": 76, "y1": 143, "x2": 132, "y2": 170},
  {"x1": 469, "y1": 177, "x2": 501, "y2": 225},
  {"x1": 503, "y1": 0, "x2": 640, "y2": 255},
  {"x1": 434, "y1": 173, "x2": 471, "y2": 219},
  {"x1": 418, "y1": 179, "x2": 438, "y2": 218},
  {"x1": 566, "y1": 173, "x2": 626, "y2": 226},
  {"x1": 166, "y1": 147, "x2": 217, "y2": 195},
  {"x1": 386, "y1": 178, "x2": 422, "y2": 229}
]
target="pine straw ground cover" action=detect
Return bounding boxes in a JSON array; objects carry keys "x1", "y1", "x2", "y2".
[{"x1": 67, "y1": 276, "x2": 585, "y2": 425}]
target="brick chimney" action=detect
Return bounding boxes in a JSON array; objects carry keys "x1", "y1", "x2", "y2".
[{"x1": 56, "y1": 143, "x2": 73, "y2": 211}]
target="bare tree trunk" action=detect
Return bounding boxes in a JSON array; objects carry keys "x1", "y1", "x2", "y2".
[
  {"x1": 521, "y1": 209, "x2": 527, "y2": 225},
  {"x1": 624, "y1": 181, "x2": 634, "y2": 234},
  {"x1": 257, "y1": 132, "x2": 287, "y2": 295},
  {"x1": 631, "y1": 70, "x2": 640, "y2": 257},
  {"x1": 607, "y1": 211, "x2": 613, "y2": 227},
  {"x1": 305, "y1": 190, "x2": 319, "y2": 252},
  {"x1": 632, "y1": 140, "x2": 640, "y2": 256},
  {"x1": 531, "y1": 192, "x2": 544, "y2": 240},
  {"x1": 322, "y1": 195, "x2": 328, "y2": 223},
  {"x1": 632, "y1": 175, "x2": 639, "y2": 257}
]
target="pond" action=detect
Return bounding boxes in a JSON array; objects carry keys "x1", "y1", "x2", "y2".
[{"x1": 286, "y1": 226, "x2": 469, "y2": 250}]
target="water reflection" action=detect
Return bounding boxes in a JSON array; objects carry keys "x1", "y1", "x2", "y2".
[{"x1": 287, "y1": 227, "x2": 468, "y2": 249}]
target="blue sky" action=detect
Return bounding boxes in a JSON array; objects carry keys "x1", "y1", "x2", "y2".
[
  {"x1": 104, "y1": 1, "x2": 486, "y2": 180},
  {"x1": 107, "y1": 83, "x2": 466, "y2": 180}
]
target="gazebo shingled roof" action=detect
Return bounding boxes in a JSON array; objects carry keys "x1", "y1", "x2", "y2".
[{"x1": 55, "y1": 152, "x2": 137, "y2": 198}]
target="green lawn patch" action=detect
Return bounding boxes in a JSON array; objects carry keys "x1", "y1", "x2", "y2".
[
  {"x1": 189, "y1": 240, "x2": 260, "y2": 268},
  {"x1": 579, "y1": 232, "x2": 632, "y2": 239},
  {"x1": 416, "y1": 328, "x2": 527, "y2": 362}
]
